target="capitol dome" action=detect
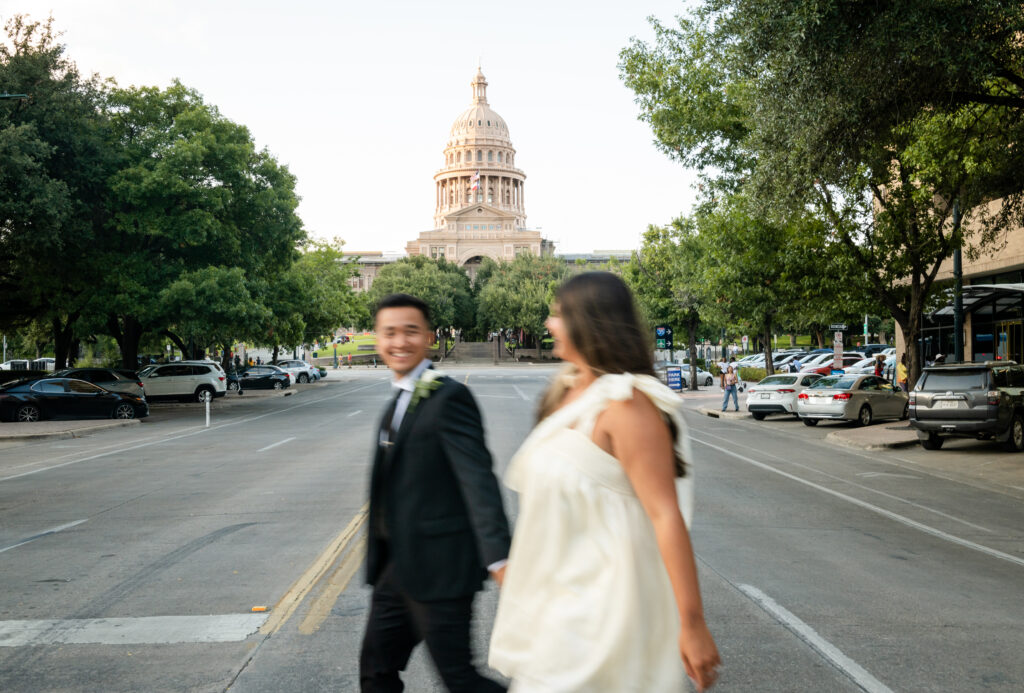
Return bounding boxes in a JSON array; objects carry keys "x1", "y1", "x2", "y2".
[{"x1": 447, "y1": 68, "x2": 511, "y2": 143}]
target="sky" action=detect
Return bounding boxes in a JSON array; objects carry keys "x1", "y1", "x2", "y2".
[{"x1": 11, "y1": 0, "x2": 700, "y2": 253}]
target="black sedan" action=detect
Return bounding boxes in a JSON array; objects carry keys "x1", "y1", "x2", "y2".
[
  {"x1": 227, "y1": 365, "x2": 291, "y2": 391},
  {"x1": 0, "y1": 377, "x2": 149, "y2": 422}
]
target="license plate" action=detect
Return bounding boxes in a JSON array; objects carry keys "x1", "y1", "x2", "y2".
[
  {"x1": 935, "y1": 400, "x2": 961, "y2": 409},
  {"x1": 760, "y1": 393, "x2": 771, "y2": 399}
]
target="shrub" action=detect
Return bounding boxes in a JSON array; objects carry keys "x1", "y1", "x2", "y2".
[{"x1": 739, "y1": 367, "x2": 767, "y2": 382}]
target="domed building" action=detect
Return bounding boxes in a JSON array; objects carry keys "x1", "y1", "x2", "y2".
[{"x1": 405, "y1": 68, "x2": 553, "y2": 278}]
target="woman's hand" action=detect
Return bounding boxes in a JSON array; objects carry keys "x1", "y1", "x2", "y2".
[{"x1": 679, "y1": 620, "x2": 721, "y2": 691}]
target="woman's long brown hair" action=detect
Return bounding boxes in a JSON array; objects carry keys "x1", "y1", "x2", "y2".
[{"x1": 536, "y1": 272, "x2": 686, "y2": 476}]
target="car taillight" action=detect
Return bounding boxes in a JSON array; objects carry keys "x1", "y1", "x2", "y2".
[
  {"x1": 988, "y1": 390, "x2": 1000, "y2": 405},
  {"x1": 136, "y1": 382, "x2": 143, "y2": 388},
  {"x1": 748, "y1": 389, "x2": 756, "y2": 394},
  {"x1": 798, "y1": 393, "x2": 808, "y2": 400},
  {"x1": 908, "y1": 392, "x2": 916, "y2": 405},
  {"x1": 833, "y1": 393, "x2": 851, "y2": 400},
  {"x1": 218, "y1": 376, "x2": 225, "y2": 381},
  {"x1": 777, "y1": 389, "x2": 795, "y2": 393}
]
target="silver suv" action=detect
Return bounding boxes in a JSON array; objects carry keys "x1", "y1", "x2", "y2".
[
  {"x1": 138, "y1": 361, "x2": 227, "y2": 402},
  {"x1": 909, "y1": 362, "x2": 1024, "y2": 451},
  {"x1": 273, "y1": 359, "x2": 318, "y2": 384}
]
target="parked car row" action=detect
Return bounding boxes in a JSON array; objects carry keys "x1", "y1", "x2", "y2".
[
  {"x1": 747, "y1": 372, "x2": 909, "y2": 426},
  {"x1": 0, "y1": 358, "x2": 325, "y2": 423}
]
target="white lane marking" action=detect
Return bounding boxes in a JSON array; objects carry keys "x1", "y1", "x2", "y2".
[
  {"x1": 692, "y1": 437, "x2": 1024, "y2": 568},
  {"x1": 512, "y1": 385, "x2": 531, "y2": 401},
  {"x1": 739, "y1": 585, "x2": 893, "y2": 693},
  {"x1": 476, "y1": 394, "x2": 517, "y2": 399},
  {"x1": 257, "y1": 437, "x2": 296, "y2": 453},
  {"x1": 346, "y1": 410, "x2": 363, "y2": 417},
  {"x1": 694, "y1": 429, "x2": 994, "y2": 534},
  {"x1": 0, "y1": 614, "x2": 268, "y2": 646},
  {"x1": 0, "y1": 380, "x2": 386, "y2": 484},
  {"x1": 857, "y1": 471, "x2": 920, "y2": 479},
  {"x1": 0, "y1": 519, "x2": 88, "y2": 555}
]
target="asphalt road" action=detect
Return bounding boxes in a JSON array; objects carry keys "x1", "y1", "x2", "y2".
[{"x1": 0, "y1": 366, "x2": 1021, "y2": 692}]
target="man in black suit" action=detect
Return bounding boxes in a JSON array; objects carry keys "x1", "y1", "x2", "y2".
[{"x1": 361, "y1": 293, "x2": 511, "y2": 692}]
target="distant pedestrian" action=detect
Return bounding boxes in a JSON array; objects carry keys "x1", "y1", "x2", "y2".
[
  {"x1": 721, "y1": 366, "x2": 739, "y2": 412},
  {"x1": 874, "y1": 354, "x2": 885, "y2": 377},
  {"x1": 234, "y1": 354, "x2": 241, "y2": 369},
  {"x1": 932, "y1": 353, "x2": 946, "y2": 366},
  {"x1": 792, "y1": 356, "x2": 803, "y2": 373},
  {"x1": 897, "y1": 353, "x2": 909, "y2": 392},
  {"x1": 256, "y1": 356, "x2": 262, "y2": 365}
]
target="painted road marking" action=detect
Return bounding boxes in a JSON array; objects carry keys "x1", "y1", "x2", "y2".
[
  {"x1": 0, "y1": 614, "x2": 268, "y2": 646},
  {"x1": 0, "y1": 380, "x2": 386, "y2": 484},
  {"x1": 259, "y1": 503, "x2": 368, "y2": 635},
  {"x1": 512, "y1": 385, "x2": 530, "y2": 401},
  {"x1": 856, "y1": 471, "x2": 921, "y2": 480},
  {"x1": 257, "y1": 437, "x2": 296, "y2": 453},
  {"x1": 0, "y1": 519, "x2": 87, "y2": 555},
  {"x1": 739, "y1": 584, "x2": 893, "y2": 693},
  {"x1": 694, "y1": 428, "x2": 994, "y2": 534},
  {"x1": 298, "y1": 535, "x2": 368, "y2": 635},
  {"x1": 346, "y1": 410, "x2": 363, "y2": 417},
  {"x1": 692, "y1": 436, "x2": 1023, "y2": 567}
]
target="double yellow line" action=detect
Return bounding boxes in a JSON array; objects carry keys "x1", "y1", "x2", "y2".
[{"x1": 259, "y1": 502, "x2": 369, "y2": 635}]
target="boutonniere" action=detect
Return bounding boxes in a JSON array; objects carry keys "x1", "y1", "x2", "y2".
[{"x1": 409, "y1": 369, "x2": 445, "y2": 413}]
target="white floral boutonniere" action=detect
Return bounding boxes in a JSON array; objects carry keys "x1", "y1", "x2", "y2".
[{"x1": 409, "y1": 369, "x2": 445, "y2": 413}]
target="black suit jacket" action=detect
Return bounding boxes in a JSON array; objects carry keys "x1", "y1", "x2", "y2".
[{"x1": 366, "y1": 375, "x2": 511, "y2": 602}]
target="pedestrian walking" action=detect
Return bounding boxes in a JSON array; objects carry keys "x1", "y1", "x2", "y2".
[
  {"x1": 897, "y1": 353, "x2": 909, "y2": 392},
  {"x1": 874, "y1": 354, "x2": 885, "y2": 377},
  {"x1": 489, "y1": 272, "x2": 721, "y2": 692},
  {"x1": 721, "y1": 366, "x2": 739, "y2": 412},
  {"x1": 360, "y1": 293, "x2": 510, "y2": 693}
]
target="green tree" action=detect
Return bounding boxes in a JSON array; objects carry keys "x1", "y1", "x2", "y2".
[
  {"x1": 476, "y1": 254, "x2": 570, "y2": 355},
  {"x1": 97, "y1": 81, "x2": 304, "y2": 368},
  {"x1": 0, "y1": 15, "x2": 115, "y2": 367}
]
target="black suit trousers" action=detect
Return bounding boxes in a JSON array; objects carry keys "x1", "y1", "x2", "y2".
[{"x1": 359, "y1": 562, "x2": 506, "y2": 693}]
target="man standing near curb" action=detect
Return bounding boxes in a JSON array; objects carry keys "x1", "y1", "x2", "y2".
[{"x1": 360, "y1": 292, "x2": 511, "y2": 692}]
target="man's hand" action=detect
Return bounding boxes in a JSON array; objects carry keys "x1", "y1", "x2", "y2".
[{"x1": 490, "y1": 564, "x2": 506, "y2": 587}]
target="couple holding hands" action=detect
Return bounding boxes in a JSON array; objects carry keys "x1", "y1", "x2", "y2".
[{"x1": 360, "y1": 272, "x2": 720, "y2": 692}]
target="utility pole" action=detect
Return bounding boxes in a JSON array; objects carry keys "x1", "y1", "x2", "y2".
[{"x1": 952, "y1": 199, "x2": 964, "y2": 362}]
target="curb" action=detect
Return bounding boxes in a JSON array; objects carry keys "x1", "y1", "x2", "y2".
[
  {"x1": 149, "y1": 391, "x2": 295, "y2": 409},
  {"x1": 0, "y1": 418, "x2": 141, "y2": 442},
  {"x1": 698, "y1": 407, "x2": 750, "y2": 420},
  {"x1": 825, "y1": 430, "x2": 920, "y2": 451}
]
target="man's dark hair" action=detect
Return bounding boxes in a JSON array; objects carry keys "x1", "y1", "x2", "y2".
[{"x1": 373, "y1": 293, "x2": 432, "y2": 327}]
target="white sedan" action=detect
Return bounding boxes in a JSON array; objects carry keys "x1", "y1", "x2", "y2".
[{"x1": 746, "y1": 373, "x2": 823, "y2": 420}]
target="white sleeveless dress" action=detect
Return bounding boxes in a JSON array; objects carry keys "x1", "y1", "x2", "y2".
[{"x1": 489, "y1": 373, "x2": 695, "y2": 692}]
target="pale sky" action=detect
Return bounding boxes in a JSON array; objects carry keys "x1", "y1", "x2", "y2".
[{"x1": 13, "y1": 1, "x2": 699, "y2": 253}]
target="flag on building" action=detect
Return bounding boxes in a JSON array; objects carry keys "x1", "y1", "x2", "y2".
[{"x1": 471, "y1": 170, "x2": 480, "y2": 190}]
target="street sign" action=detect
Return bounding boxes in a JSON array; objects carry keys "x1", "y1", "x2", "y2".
[
  {"x1": 654, "y1": 325, "x2": 673, "y2": 350},
  {"x1": 829, "y1": 323, "x2": 847, "y2": 331},
  {"x1": 666, "y1": 367, "x2": 683, "y2": 391}
]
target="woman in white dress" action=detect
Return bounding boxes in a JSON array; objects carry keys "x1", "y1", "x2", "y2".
[{"x1": 489, "y1": 272, "x2": 720, "y2": 692}]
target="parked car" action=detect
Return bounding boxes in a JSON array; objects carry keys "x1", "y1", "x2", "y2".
[
  {"x1": 273, "y1": 359, "x2": 319, "y2": 384},
  {"x1": 138, "y1": 361, "x2": 226, "y2": 402},
  {"x1": 0, "y1": 359, "x2": 31, "y2": 371},
  {"x1": 228, "y1": 365, "x2": 291, "y2": 391},
  {"x1": 746, "y1": 373, "x2": 824, "y2": 420},
  {"x1": 54, "y1": 368, "x2": 146, "y2": 398},
  {"x1": 909, "y1": 361, "x2": 1024, "y2": 451},
  {"x1": 0, "y1": 377, "x2": 148, "y2": 422},
  {"x1": 845, "y1": 357, "x2": 878, "y2": 375},
  {"x1": 797, "y1": 374, "x2": 908, "y2": 426},
  {"x1": 802, "y1": 355, "x2": 866, "y2": 375},
  {"x1": 859, "y1": 344, "x2": 891, "y2": 357}
]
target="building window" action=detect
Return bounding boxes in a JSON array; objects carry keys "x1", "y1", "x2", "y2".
[
  {"x1": 488, "y1": 150, "x2": 493, "y2": 162},
  {"x1": 476, "y1": 192, "x2": 483, "y2": 202},
  {"x1": 431, "y1": 246, "x2": 445, "y2": 259},
  {"x1": 498, "y1": 152, "x2": 503, "y2": 162},
  {"x1": 457, "y1": 151, "x2": 461, "y2": 162},
  {"x1": 487, "y1": 120, "x2": 491, "y2": 126},
  {"x1": 473, "y1": 225, "x2": 479, "y2": 230},
  {"x1": 477, "y1": 150, "x2": 482, "y2": 161}
]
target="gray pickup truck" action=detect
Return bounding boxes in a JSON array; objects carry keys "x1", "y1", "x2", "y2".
[{"x1": 909, "y1": 361, "x2": 1024, "y2": 451}]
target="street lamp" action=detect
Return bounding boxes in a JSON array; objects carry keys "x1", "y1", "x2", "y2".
[{"x1": 0, "y1": 93, "x2": 29, "y2": 101}]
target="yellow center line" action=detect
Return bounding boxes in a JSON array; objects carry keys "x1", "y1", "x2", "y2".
[
  {"x1": 259, "y1": 502, "x2": 368, "y2": 634},
  {"x1": 464, "y1": 373, "x2": 470, "y2": 384}
]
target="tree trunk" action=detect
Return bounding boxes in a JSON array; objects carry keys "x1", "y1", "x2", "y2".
[
  {"x1": 814, "y1": 329, "x2": 824, "y2": 348},
  {"x1": 272, "y1": 345, "x2": 280, "y2": 363},
  {"x1": 763, "y1": 318, "x2": 775, "y2": 377},
  {"x1": 51, "y1": 313, "x2": 78, "y2": 370},
  {"x1": 789, "y1": 334, "x2": 796, "y2": 347},
  {"x1": 108, "y1": 315, "x2": 144, "y2": 370},
  {"x1": 687, "y1": 311, "x2": 699, "y2": 391}
]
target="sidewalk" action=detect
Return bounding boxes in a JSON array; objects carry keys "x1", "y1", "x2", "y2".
[
  {"x1": 826, "y1": 424, "x2": 919, "y2": 450},
  {"x1": 0, "y1": 419, "x2": 140, "y2": 442}
]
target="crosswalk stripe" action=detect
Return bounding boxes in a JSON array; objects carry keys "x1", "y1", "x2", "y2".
[{"x1": 0, "y1": 614, "x2": 268, "y2": 646}]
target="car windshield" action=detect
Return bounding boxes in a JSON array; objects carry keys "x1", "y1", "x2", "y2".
[
  {"x1": 139, "y1": 365, "x2": 157, "y2": 377},
  {"x1": 759, "y1": 376, "x2": 797, "y2": 386},
  {"x1": 919, "y1": 370, "x2": 988, "y2": 391},
  {"x1": 810, "y1": 376, "x2": 856, "y2": 389}
]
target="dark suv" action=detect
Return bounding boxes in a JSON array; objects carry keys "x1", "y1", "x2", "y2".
[{"x1": 909, "y1": 362, "x2": 1024, "y2": 451}]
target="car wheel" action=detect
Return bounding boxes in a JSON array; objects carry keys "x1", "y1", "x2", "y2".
[
  {"x1": 16, "y1": 404, "x2": 41, "y2": 422},
  {"x1": 227, "y1": 381, "x2": 239, "y2": 391},
  {"x1": 857, "y1": 405, "x2": 873, "y2": 427},
  {"x1": 112, "y1": 403, "x2": 135, "y2": 420},
  {"x1": 901, "y1": 402, "x2": 909, "y2": 420},
  {"x1": 802, "y1": 418, "x2": 818, "y2": 427},
  {"x1": 273, "y1": 381, "x2": 283, "y2": 390},
  {"x1": 752, "y1": 412, "x2": 766, "y2": 421},
  {"x1": 705, "y1": 377, "x2": 713, "y2": 386},
  {"x1": 195, "y1": 387, "x2": 214, "y2": 403},
  {"x1": 1005, "y1": 414, "x2": 1024, "y2": 452},
  {"x1": 921, "y1": 433, "x2": 944, "y2": 450},
  {"x1": 298, "y1": 373, "x2": 309, "y2": 384}
]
